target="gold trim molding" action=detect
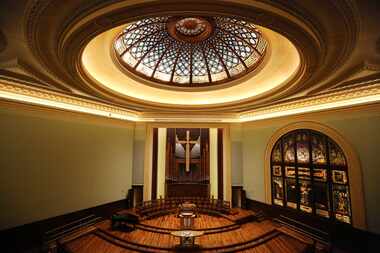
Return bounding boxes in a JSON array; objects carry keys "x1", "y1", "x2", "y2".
[
  {"x1": 0, "y1": 80, "x2": 139, "y2": 121},
  {"x1": 240, "y1": 82, "x2": 380, "y2": 122},
  {"x1": 1, "y1": 79, "x2": 380, "y2": 123},
  {"x1": 20, "y1": 0, "x2": 363, "y2": 114}
]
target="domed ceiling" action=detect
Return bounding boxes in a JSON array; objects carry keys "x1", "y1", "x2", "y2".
[
  {"x1": 81, "y1": 15, "x2": 301, "y2": 106},
  {"x1": 1, "y1": 0, "x2": 378, "y2": 122},
  {"x1": 114, "y1": 16, "x2": 267, "y2": 87}
]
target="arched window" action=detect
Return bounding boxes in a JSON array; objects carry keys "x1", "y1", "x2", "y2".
[{"x1": 270, "y1": 129, "x2": 352, "y2": 224}]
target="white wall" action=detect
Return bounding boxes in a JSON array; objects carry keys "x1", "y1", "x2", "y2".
[
  {"x1": 0, "y1": 106, "x2": 134, "y2": 230},
  {"x1": 231, "y1": 124, "x2": 243, "y2": 186},
  {"x1": 241, "y1": 107, "x2": 380, "y2": 234},
  {"x1": 132, "y1": 123, "x2": 146, "y2": 185}
]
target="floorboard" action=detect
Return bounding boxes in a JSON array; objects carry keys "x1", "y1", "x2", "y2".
[{"x1": 61, "y1": 208, "x2": 318, "y2": 253}]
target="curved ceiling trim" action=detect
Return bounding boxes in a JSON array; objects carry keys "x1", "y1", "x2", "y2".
[
  {"x1": 22, "y1": 0, "x2": 359, "y2": 113},
  {"x1": 80, "y1": 24, "x2": 300, "y2": 106}
]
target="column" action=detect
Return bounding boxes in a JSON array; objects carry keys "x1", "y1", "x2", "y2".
[
  {"x1": 156, "y1": 128, "x2": 167, "y2": 198},
  {"x1": 209, "y1": 128, "x2": 218, "y2": 198},
  {"x1": 223, "y1": 126, "x2": 232, "y2": 202},
  {"x1": 143, "y1": 125, "x2": 153, "y2": 201}
]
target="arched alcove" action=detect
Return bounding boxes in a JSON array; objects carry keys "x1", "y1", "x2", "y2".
[{"x1": 264, "y1": 121, "x2": 367, "y2": 229}]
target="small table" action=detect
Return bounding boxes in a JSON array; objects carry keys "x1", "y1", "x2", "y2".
[{"x1": 171, "y1": 230, "x2": 204, "y2": 249}]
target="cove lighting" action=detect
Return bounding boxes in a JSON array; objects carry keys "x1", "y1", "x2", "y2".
[
  {"x1": 0, "y1": 83, "x2": 139, "y2": 122},
  {"x1": 239, "y1": 92, "x2": 380, "y2": 122}
]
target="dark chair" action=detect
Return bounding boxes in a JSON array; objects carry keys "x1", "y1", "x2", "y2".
[{"x1": 111, "y1": 213, "x2": 139, "y2": 231}]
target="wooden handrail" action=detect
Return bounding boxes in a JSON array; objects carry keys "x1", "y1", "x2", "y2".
[
  {"x1": 134, "y1": 222, "x2": 240, "y2": 234},
  {"x1": 279, "y1": 215, "x2": 328, "y2": 236},
  {"x1": 47, "y1": 217, "x2": 103, "y2": 241},
  {"x1": 134, "y1": 199, "x2": 232, "y2": 220},
  {"x1": 44, "y1": 214, "x2": 97, "y2": 235},
  {"x1": 136, "y1": 196, "x2": 230, "y2": 207},
  {"x1": 274, "y1": 218, "x2": 327, "y2": 243},
  {"x1": 95, "y1": 227, "x2": 282, "y2": 252}
]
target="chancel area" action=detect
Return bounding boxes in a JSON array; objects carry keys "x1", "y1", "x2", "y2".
[{"x1": 1, "y1": 1, "x2": 380, "y2": 253}]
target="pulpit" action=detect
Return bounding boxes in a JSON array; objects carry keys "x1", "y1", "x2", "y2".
[
  {"x1": 179, "y1": 212, "x2": 196, "y2": 229},
  {"x1": 177, "y1": 202, "x2": 197, "y2": 229}
]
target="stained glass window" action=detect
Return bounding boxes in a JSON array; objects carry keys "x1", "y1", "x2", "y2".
[
  {"x1": 283, "y1": 133, "x2": 295, "y2": 163},
  {"x1": 114, "y1": 16, "x2": 267, "y2": 87},
  {"x1": 270, "y1": 129, "x2": 352, "y2": 224}
]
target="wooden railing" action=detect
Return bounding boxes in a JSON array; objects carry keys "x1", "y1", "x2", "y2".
[
  {"x1": 95, "y1": 227, "x2": 279, "y2": 252},
  {"x1": 43, "y1": 215, "x2": 102, "y2": 253},
  {"x1": 135, "y1": 197, "x2": 231, "y2": 219}
]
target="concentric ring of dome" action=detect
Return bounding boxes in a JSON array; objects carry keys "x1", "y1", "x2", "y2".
[
  {"x1": 113, "y1": 16, "x2": 267, "y2": 87},
  {"x1": 82, "y1": 23, "x2": 300, "y2": 106}
]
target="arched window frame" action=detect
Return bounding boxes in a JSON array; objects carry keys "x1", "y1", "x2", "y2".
[{"x1": 264, "y1": 122, "x2": 367, "y2": 230}]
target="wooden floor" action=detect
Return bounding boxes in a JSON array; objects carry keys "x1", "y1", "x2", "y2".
[
  {"x1": 61, "y1": 209, "x2": 316, "y2": 253},
  {"x1": 141, "y1": 213, "x2": 234, "y2": 230}
]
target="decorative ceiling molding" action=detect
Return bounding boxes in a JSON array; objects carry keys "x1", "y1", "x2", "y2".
[
  {"x1": 299, "y1": 0, "x2": 361, "y2": 95},
  {"x1": 23, "y1": 0, "x2": 78, "y2": 93},
  {"x1": 240, "y1": 82, "x2": 380, "y2": 122},
  {"x1": 1, "y1": 78, "x2": 380, "y2": 123},
  {"x1": 13, "y1": 0, "x2": 371, "y2": 118},
  {"x1": 81, "y1": 24, "x2": 302, "y2": 107},
  {"x1": 74, "y1": 2, "x2": 321, "y2": 110},
  {"x1": 0, "y1": 58, "x2": 58, "y2": 89},
  {"x1": 319, "y1": 62, "x2": 380, "y2": 93},
  {"x1": 327, "y1": 76, "x2": 380, "y2": 94},
  {"x1": 329, "y1": 0, "x2": 361, "y2": 71},
  {"x1": 0, "y1": 80, "x2": 140, "y2": 121},
  {"x1": 23, "y1": 0, "x2": 325, "y2": 110}
]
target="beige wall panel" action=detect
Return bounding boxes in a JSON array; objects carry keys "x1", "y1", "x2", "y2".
[
  {"x1": 0, "y1": 106, "x2": 134, "y2": 230},
  {"x1": 133, "y1": 122, "x2": 146, "y2": 185},
  {"x1": 230, "y1": 124, "x2": 243, "y2": 186}
]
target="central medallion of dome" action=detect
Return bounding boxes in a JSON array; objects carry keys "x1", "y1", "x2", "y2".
[
  {"x1": 167, "y1": 17, "x2": 214, "y2": 45},
  {"x1": 114, "y1": 16, "x2": 267, "y2": 87},
  {"x1": 175, "y1": 17, "x2": 208, "y2": 36}
]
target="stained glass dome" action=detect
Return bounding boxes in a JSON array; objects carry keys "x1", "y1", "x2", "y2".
[{"x1": 114, "y1": 16, "x2": 267, "y2": 87}]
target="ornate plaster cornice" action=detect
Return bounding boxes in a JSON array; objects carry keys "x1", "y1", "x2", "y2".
[
  {"x1": 304, "y1": 0, "x2": 361, "y2": 95},
  {"x1": 22, "y1": 1, "x2": 322, "y2": 110},
  {"x1": 0, "y1": 79, "x2": 140, "y2": 121},
  {"x1": 19, "y1": 0, "x2": 365, "y2": 114},
  {"x1": 24, "y1": 0, "x2": 51, "y2": 52},
  {"x1": 1, "y1": 77, "x2": 380, "y2": 123},
  {"x1": 240, "y1": 82, "x2": 380, "y2": 122}
]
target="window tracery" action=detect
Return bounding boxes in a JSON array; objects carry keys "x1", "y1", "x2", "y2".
[
  {"x1": 270, "y1": 129, "x2": 352, "y2": 224},
  {"x1": 114, "y1": 16, "x2": 267, "y2": 87}
]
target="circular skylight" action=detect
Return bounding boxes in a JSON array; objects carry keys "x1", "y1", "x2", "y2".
[{"x1": 114, "y1": 16, "x2": 267, "y2": 87}]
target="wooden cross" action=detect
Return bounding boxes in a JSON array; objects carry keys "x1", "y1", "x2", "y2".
[{"x1": 177, "y1": 130, "x2": 199, "y2": 172}]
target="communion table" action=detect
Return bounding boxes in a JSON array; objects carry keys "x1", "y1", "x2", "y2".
[{"x1": 171, "y1": 230, "x2": 204, "y2": 249}]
